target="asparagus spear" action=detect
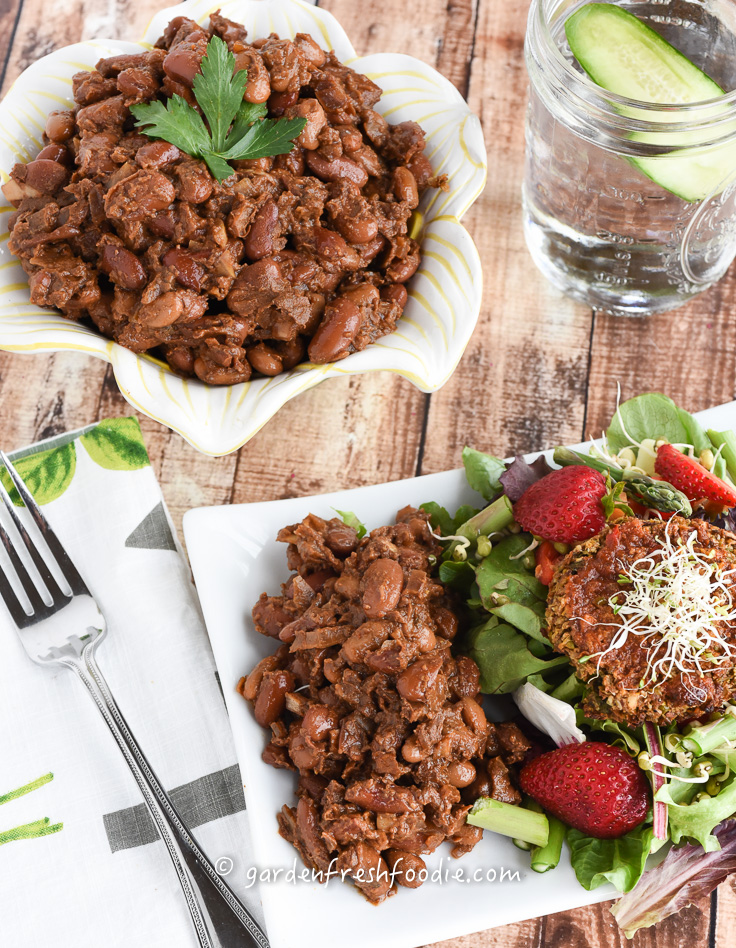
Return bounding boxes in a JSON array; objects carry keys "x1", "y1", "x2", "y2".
[{"x1": 553, "y1": 447, "x2": 692, "y2": 516}]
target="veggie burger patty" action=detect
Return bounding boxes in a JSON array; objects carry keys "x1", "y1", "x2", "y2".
[{"x1": 546, "y1": 516, "x2": 736, "y2": 726}]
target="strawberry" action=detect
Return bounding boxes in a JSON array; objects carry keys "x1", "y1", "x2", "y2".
[
  {"x1": 654, "y1": 443, "x2": 736, "y2": 507},
  {"x1": 519, "y1": 741, "x2": 650, "y2": 839},
  {"x1": 514, "y1": 466, "x2": 607, "y2": 544}
]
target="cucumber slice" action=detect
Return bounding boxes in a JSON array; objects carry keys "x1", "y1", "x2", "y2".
[{"x1": 565, "y1": 3, "x2": 736, "y2": 202}]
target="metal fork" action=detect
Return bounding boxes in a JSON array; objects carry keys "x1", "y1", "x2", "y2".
[{"x1": 0, "y1": 451, "x2": 269, "y2": 948}]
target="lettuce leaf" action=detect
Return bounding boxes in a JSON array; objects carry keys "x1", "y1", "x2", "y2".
[
  {"x1": 466, "y1": 617, "x2": 568, "y2": 694},
  {"x1": 656, "y1": 771, "x2": 736, "y2": 852},
  {"x1": 499, "y1": 454, "x2": 552, "y2": 502},
  {"x1": 612, "y1": 820, "x2": 736, "y2": 937},
  {"x1": 568, "y1": 824, "x2": 655, "y2": 893},
  {"x1": 475, "y1": 535, "x2": 549, "y2": 643},
  {"x1": 607, "y1": 393, "x2": 712, "y2": 455},
  {"x1": 461, "y1": 447, "x2": 507, "y2": 502}
]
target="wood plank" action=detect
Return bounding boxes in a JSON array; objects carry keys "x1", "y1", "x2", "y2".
[
  {"x1": 417, "y1": 0, "x2": 594, "y2": 481},
  {"x1": 715, "y1": 878, "x2": 736, "y2": 948},
  {"x1": 0, "y1": 0, "x2": 22, "y2": 90},
  {"x1": 0, "y1": 0, "x2": 154, "y2": 95}
]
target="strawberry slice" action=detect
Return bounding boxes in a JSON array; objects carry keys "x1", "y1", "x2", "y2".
[
  {"x1": 519, "y1": 741, "x2": 649, "y2": 839},
  {"x1": 514, "y1": 466, "x2": 607, "y2": 545},
  {"x1": 654, "y1": 443, "x2": 736, "y2": 507}
]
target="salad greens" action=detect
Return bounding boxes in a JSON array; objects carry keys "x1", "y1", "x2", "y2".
[
  {"x1": 567, "y1": 826, "x2": 656, "y2": 893},
  {"x1": 424, "y1": 392, "x2": 736, "y2": 935}
]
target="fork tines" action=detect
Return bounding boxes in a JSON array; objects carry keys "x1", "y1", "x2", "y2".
[{"x1": 0, "y1": 451, "x2": 86, "y2": 624}]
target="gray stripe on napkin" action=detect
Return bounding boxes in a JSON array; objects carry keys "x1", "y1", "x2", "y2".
[
  {"x1": 103, "y1": 764, "x2": 246, "y2": 853},
  {"x1": 125, "y1": 501, "x2": 177, "y2": 551}
]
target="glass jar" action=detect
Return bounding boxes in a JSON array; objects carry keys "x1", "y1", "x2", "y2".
[{"x1": 523, "y1": 0, "x2": 736, "y2": 315}]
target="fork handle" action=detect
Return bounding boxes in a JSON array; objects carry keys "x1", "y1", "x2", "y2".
[{"x1": 69, "y1": 652, "x2": 268, "y2": 948}]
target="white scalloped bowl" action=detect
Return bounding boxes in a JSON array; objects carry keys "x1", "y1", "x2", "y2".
[{"x1": 0, "y1": 0, "x2": 486, "y2": 456}]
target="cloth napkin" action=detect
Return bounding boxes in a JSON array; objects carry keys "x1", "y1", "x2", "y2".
[{"x1": 0, "y1": 418, "x2": 264, "y2": 947}]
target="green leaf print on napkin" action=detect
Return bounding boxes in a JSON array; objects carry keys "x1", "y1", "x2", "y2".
[
  {"x1": 1, "y1": 444, "x2": 76, "y2": 507},
  {"x1": 0, "y1": 772, "x2": 62, "y2": 846},
  {"x1": 80, "y1": 418, "x2": 150, "y2": 471}
]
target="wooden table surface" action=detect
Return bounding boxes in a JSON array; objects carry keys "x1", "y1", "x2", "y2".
[{"x1": 1, "y1": 0, "x2": 736, "y2": 944}]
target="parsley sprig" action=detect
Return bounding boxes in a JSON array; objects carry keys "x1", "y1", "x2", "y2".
[{"x1": 130, "y1": 36, "x2": 306, "y2": 182}]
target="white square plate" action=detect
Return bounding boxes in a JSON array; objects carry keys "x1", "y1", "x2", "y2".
[{"x1": 183, "y1": 400, "x2": 736, "y2": 948}]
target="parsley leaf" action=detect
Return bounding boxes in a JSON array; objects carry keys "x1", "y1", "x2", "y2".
[
  {"x1": 129, "y1": 35, "x2": 306, "y2": 182},
  {"x1": 221, "y1": 115, "x2": 308, "y2": 161},
  {"x1": 192, "y1": 36, "x2": 249, "y2": 152},
  {"x1": 131, "y1": 94, "x2": 211, "y2": 159},
  {"x1": 228, "y1": 101, "x2": 269, "y2": 146}
]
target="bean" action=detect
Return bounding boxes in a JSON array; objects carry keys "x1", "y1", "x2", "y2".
[
  {"x1": 163, "y1": 33, "x2": 207, "y2": 86},
  {"x1": 362, "y1": 558, "x2": 403, "y2": 618},
  {"x1": 245, "y1": 199, "x2": 279, "y2": 261},
  {"x1": 254, "y1": 669, "x2": 294, "y2": 727},
  {"x1": 276, "y1": 335, "x2": 306, "y2": 370},
  {"x1": 361, "y1": 109, "x2": 389, "y2": 148},
  {"x1": 247, "y1": 343, "x2": 283, "y2": 376},
  {"x1": 336, "y1": 213, "x2": 379, "y2": 245},
  {"x1": 393, "y1": 166, "x2": 419, "y2": 208},
  {"x1": 301, "y1": 704, "x2": 339, "y2": 741},
  {"x1": 234, "y1": 49, "x2": 271, "y2": 103},
  {"x1": 45, "y1": 110, "x2": 75, "y2": 142},
  {"x1": 357, "y1": 235, "x2": 386, "y2": 265},
  {"x1": 176, "y1": 162, "x2": 213, "y2": 204},
  {"x1": 289, "y1": 731, "x2": 318, "y2": 770},
  {"x1": 351, "y1": 143, "x2": 384, "y2": 178},
  {"x1": 268, "y1": 89, "x2": 299, "y2": 116},
  {"x1": 461, "y1": 696, "x2": 488, "y2": 736},
  {"x1": 384, "y1": 850, "x2": 426, "y2": 889},
  {"x1": 381, "y1": 284, "x2": 408, "y2": 309},
  {"x1": 100, "y1": 245, "x2": 147, "y2": 290},
  {"x1": 36, "y1": 143, "x2": 70, "y2": 165},
  {"x1": 294, "y1": 33, "x2": 327, "y2": 66},
  {"x1": 386, "y1": 252, "x2": 420, "y2": 284},
  {"x1": 240, "y1": 654, "x2": 280, "y2": 701},
  {"x1": 408, "y1": 152, "x2": 433, "y2": 189},
  {"x1": 289, "y1": 99, "x2": 326, "y2": 151},
  {"x1": 313, "y1": 226, "x2": 353, "y2": 264},
  {"x1": 165, "y1": 346, "x2": 194, "y2": 375},
  {"x1": 342, "y1": 620, "x2": 392, "y2": 664},
  {"x1": 105, "y1": 170, "x2": 176, "y2": 220},
  {"x1": 163, "y1": 248, "x2": 205, "y2": 291},
  {"x1": 434, "y1": 606, "x2": 459, "y2": 641},
  {"x1": 252, "y1": 596, "x2": 294, "y2": 639},
  {"x1": 341, "y1": 284, "x2": 380, "y2": 308},
  {"x1": 447, "y1": 760, "x2": 476, "y2": 788},
  {"x1": 466, "y1": 772, "x2": 492, "y2": 801},
  {"x1": 305, "y1": 150, "x2": 368, "y2": 187},
  {"x1": 138, "y1": 291, "x2": 185, "y2": 328},
  {"x1": 307, "y1": 297, "x2": 361, "y2": 363},
  {"x1": 193, "y1": 357, "x2": 251, "y2": 385},
  {"x1": 24, "y1": 159, "x2": 68, "y2": 194},
  {"x1": 324, "y1": 521, "x2": 359, "y2": 556},
  {"x1": 396, "y1": 655, "x2": 443, "y2": 702},
  {"x1": 136, "y1": 140, "x2": 181, "y2": 169},
  {"x1": 401, "y1": 736, "x2": 425, "y2": 764}
]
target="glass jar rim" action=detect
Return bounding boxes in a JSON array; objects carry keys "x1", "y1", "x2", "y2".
[{"x1": 529, "y1": 0, "x2": 736, "y2": 126}]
